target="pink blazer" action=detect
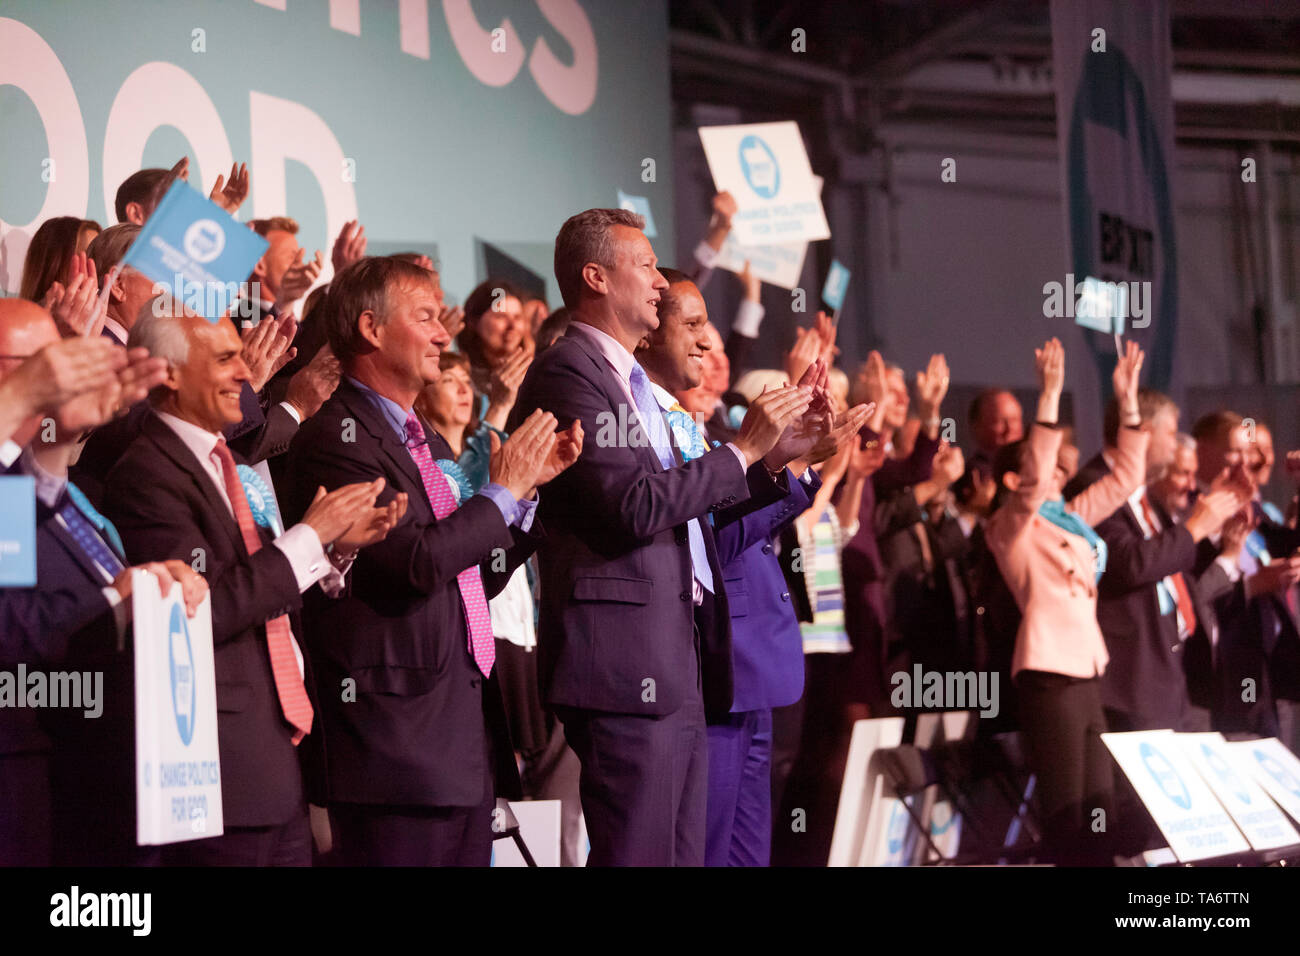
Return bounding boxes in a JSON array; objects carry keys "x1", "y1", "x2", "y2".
[{"x1": 985, "y1": 423, "x2": 1148, "y2": 680}]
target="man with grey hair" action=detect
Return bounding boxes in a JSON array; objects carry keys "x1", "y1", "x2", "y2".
[
  {"x1": 511, "y1": 208, "x2": 817, "y2": 865},
  {"x1": 101, "y1": 298, "x2": 403, "y2": 865},
  {"x1": 1150, "y1": 432, "x2": 1199, "y2": 523}
]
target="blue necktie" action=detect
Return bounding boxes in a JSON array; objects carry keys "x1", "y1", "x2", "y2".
[
  {"x1": 628, "y1": 364, "x2": 713, "y2": 594},
  {"x1": 57, "y1": 496, "x2": 125, "y2": 582},
  {"x1": 66, "y1": 481, "x2": 125, "y2": 560}
]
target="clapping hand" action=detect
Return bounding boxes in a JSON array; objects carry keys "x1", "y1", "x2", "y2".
[
  {"x1": 209, "y1": 162, "x2": 250, "y2": 215},
  {"x1": 331, "y1": 220, "x2": 368, "y2": 273},
  {"x1": 279, "y1": 249, "x2": 324, "y2": 305}
]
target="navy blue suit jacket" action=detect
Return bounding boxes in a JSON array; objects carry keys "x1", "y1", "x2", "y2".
[
  {"x1": 281, "y1": 378, "x2": 534, "y2": 808},
  {"x1": 511, "y1": 326, "x2": 786, "y2": 718},
  {"x1": 714, "y1": 468, "x2": 819, "y2": 713}
]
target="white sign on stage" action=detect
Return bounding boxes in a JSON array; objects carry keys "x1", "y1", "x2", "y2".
[
  {"x1": 133, "y1": 572, "x2": 223, "y2": 845},
  {"x1": 714, "y1": 234, "x2": 808, "y2": 291},
  {"x1": 1179, "y1": 733, "x2": 1299, "y2": 851},
  {"x1": 698, "y1": 121, "x2": 830, "y2": 246},
  {"x1": 1102, "y1": 731, "x2": 1248, "y2": 862},
  {"x1": 828, "y1": 717, "x2": 904, "y2": 866},
  {"x1": 1227, "y1": 737, "x2": 1300, "y2": 825}
]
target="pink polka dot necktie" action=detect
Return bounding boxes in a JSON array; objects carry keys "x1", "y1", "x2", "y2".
[
  {"x1": 212, "y1": 437, "x2": 313, "y2": 744},
  {"x1": 404, "y1": 411, "x2": 495, "y2": 677}
]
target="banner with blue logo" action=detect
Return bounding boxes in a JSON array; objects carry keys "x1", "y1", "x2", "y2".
[
  {"x1": 132, "y1": 572, "x2": 223, "y2": 845},
  {"x1": 616, "y1": 191, "x2": 657, "y2": 238},
  {"x1": 698, "y1": 121, "x2": 829, "y2": 246},
  {"x1": 0, "y1": 475, "x2": 37, "y2": 587},
  {"x1": 1180, "y1": 733, "x2": 1299, "y2": 851},
  {"x1": 120, "y1": 180, "x2": 268, "y2": 323},
  {"x1": 1050, "y1": 0, "x2": 1177, "y2": 447},
  {"x1": 1103, "y1": 730, "x2": 1249, "y2": 862},
  {"x1": 1228, "y1": 737, "x2": 1300, "y2": 829}
]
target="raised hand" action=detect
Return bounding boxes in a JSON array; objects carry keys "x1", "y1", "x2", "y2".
[
  {"x1": 6, "y1": 337, "x2": 123, "y2": 416},
  {"x1": 279, "y1": 249, "x2": 324, "y2": 304},
  {"x1": 488, "y1": 347, "x2": 531, "y2": 414},
  {"x1": 284, "y1": 344, "x2": 340, "y2": 421},
  {"x1": 733, "y1": 384, "x2": 813, "y2": 468},
  {"x1": 739, "y1": 260, "x2": 760, "y2": 303},
  {"x1": 1111, "y1": 339, "x2": 1145, "y2": 410},
  {"x1": 1185, "y1": 488, "x2": 1244, "y2": 543},
  {"x1": 489, "y1": 409, "x2": 559, "y2": 500},
  {"x1": 169, "y1": 156, "x2": 190, "y2": 182},
  {"x1": 331, "y1": 220, "x2": 368, "y2": 273},
  {"x1": 800, "y1": 402, "x2": 875, "y2": 468},
  {"x1": 300, "y1": 479, "x2": 387, "y2": 546},
  {"x1": 784, "y1": 326, "x2": 821, "y2": 386},
  {"x1": 438, "y1": 304, "x2": 465, "y2": 340},
  {"x1": 1035, "y1": 338, "x2": 1065, "y2": 395},
  {"x1": 533, "y1": 420, "x2": 584, "y2": 487},
  {"x1": 915, "y1": 352, "x2": 950, "y2": 418},
  {"x1": 334, "y1": 489, "x2": 409, "y2": 555},
  {"x1": 931, "y1": 441, "x2": 966, "y2": 488},
  {"x1": 241, "y1": 315, "x2": 295, "y2": 392},
  {"x1": 209, "y1": 162, "x2": 249, "y2": 215},
  {"x1": 47, "y1": 267, "x2": 105, "y2": 337},
  {"x1": 711, "y1": 191, "x2": 738, "y2": 228}
]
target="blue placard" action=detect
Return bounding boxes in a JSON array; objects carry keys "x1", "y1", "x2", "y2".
[
  {"x1": 822, "y1": 258, "x2": 850, "y2": 311},
  {"x1": 617, "y1": 190, "x2": 657, "y2": 237},
  {"x1": 0, "y1": 475, "x2": 37, "y2": 586},
  {"x1": 120, "y1": 180, "x2": 268, "y2": 323}
]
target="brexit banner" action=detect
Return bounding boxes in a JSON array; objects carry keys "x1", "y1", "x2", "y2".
[
  {"x1": 133, "y1": 571, "x2": 223, "y2": 846},
  {"x1": 1050, "y1": 0, "x2": 1177, "y2": 443}
]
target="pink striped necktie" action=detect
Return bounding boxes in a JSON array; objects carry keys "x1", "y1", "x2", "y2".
[
  {"x1": 403, "y1": 411, "x2": 495, "y2": 677},
  {"x1": 212, "y1": 438, "x2": 313, "y2": 744}
]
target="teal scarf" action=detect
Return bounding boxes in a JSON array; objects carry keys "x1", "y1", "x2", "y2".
[{"x1": 1038, "y1": 497, "x2": 1107, "y2": 583}]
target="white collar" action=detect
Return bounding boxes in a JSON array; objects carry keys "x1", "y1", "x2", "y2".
[{"x1": 154, "y1": 409, "x2": 222, "y2": 465}]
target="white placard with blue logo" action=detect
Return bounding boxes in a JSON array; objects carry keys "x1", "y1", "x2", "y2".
[
  {"x1": 0, "y1": 475, "x2": 37, "y2": 586},
  {"x1": 120, "y1": 180, "x2": 268, "y2": 323},
  {"x1": 698, "y1": 121, "x2": 830, "y2": 246},
  {"x1": 132, "y1": 571, "x2": 223, "y2": 845},
  {"x1": 1102, "y1": 731, "x2": 1248, "y2": 861},
  {"x1": 1178, "y1": 733, "x2": 1299, "y2": 851},
  {"x1": 714, "y1": 233, "x2": 807, "y2": 291},
  {"x1": 1227, "y1": 737, "x2": 1300, "y2": 826}
]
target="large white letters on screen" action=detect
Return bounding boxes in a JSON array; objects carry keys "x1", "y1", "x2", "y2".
[
  {"x1": 444, "y1": 0, "x2": 525, "y2": 87},
  {"x1": 530, "y1": 0, "x2": 597, "y2": 116},
  {"x1": 398, "y1": 0, "x2": 430, "y2": 60},
  {"x1": 0, "y1": 17, "x2": 90, "y2": 292},
  {"x1": 248, "y1": 91, "x2": 358, "y2": 285},
  {"x1": 102, "y1": 62, "x2": 234, "y2": 225}
]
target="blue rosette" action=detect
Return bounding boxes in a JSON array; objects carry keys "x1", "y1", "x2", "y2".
[
  {"x1": 435, "y1": 459, "x2": 472, "y2": 506},
  {"x1": 236, "y1": 464, "x2": 283, "y2": 537}
]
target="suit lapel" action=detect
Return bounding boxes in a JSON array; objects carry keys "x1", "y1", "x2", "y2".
[
  {"x1": 561, "y1": 327, "x2": 677, "y2": 473},
  {"x1": 334, "y1": 379, "x2": 429, "y2": 509},
  {"x1": 140, "y1": 412, "x2": 245, "y2": 554}
]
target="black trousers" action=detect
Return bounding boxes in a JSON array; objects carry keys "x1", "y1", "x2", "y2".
[
  {"x1": 0, "y1": 754, "x2": 50, "y2": 866},
  {"x1": 328, "y1": 775, "x2": 496, "y2": 867},
  {"x1": 1016, "y1": 670, "x2": 1114, "y2": 865},
  {"x1": 163, "y1": 813, "x2": 311, "y2": 866}
]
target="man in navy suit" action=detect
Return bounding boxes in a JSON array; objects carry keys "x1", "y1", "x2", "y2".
[
  {"x1": 511, "y1": 209, "x2": 824, "y2": 865},
  {"x1": 281, "y1": 256, "x2": 578, "y2": 866},
  {"x1": 635, "y1": 269, "x2": 872, "y2": 865},
  {"x1": 101, "y1": 298, "x2": 400, "y2": 865}
]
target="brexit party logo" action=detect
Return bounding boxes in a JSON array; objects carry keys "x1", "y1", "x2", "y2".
[
  {"x1": 1254, "y1": 748, "x2": 1300, "y2": 799},
  {"x1": 1201, "y1": 743, "x2": 1251, "y2": 806},
  {"x1": 182, "y1": 219, "x2": 226, "y2": 264},
  {"x1": 168, "y1": 603, "x2": 196, "y2": 746},
  {"x1": 738, "y1": 135, "x2": 780, "y2": 199},
  {"x1": 1140, "y1": 741, "x2": 1191, "y2": 810}
]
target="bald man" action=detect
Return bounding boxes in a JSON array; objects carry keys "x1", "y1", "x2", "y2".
[{"x1": 0, "y1": 297, "x2": 206, "y2": 865}]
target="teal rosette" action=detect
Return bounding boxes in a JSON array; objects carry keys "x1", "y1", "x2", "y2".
[
  {"x1": 236, "y1": 464, "x2": 283, "y2": 536},
  {"x1": 435, "y1": 459, "x2": 472, "y2": 505}
]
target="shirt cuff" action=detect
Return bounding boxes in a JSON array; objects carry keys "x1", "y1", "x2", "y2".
[
  {"x1": 0, "y1": 440, "x2": 21, "y2": 469},
  {"x1": 1216, "y1": 554, "x2": 1243, "y2": 584},
  {"x1": 515, "y1": 493, "x2": 538, "y2": 533},
  {"x1": 279, "y1": 401, "x2": 301, "y2": 425},
  {"x1": 723, "y1": 442, "x2": 749, "y2": 473},
  {"x1": 20, "y1": 447, "x2": 66, "y2": 508},
  {"x1": 733, "y1": 299, "x2": 765, "y2": 338},
  {"x1": 694, "y1": 241, "x2": 720, "y2": 269},
  {"x1": 477, "y1": 482, "x2": 521, "y2": 528},
  {"x1": 275, "y1": 523, "x2": 334, "y2": 593}
]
